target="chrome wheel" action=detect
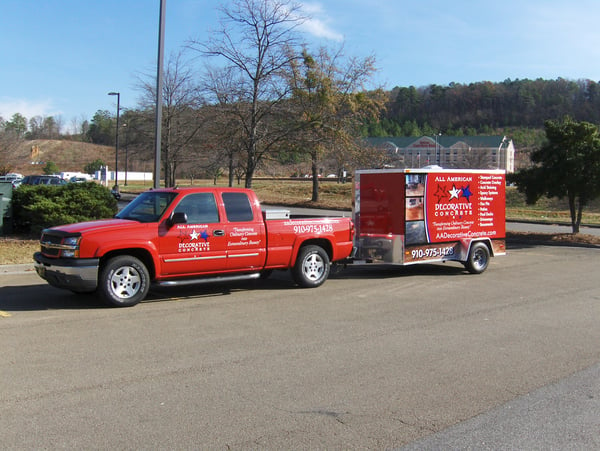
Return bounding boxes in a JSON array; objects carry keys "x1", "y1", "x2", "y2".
[
  {"x1": 99, "y1": 256, "x2": 150, "y2": 307},
  {"x1": 109, "y1": 265, "x2": 142, "y2": 299},
  {"x1": 293, "y1": 245, "x2": 330, "y2": 288}
]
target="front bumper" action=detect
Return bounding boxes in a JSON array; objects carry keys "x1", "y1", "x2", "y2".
[{"x1": 33, "y1": 252, "x2": 99, "y2": 292}]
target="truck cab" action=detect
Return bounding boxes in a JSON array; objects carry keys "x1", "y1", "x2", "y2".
[{"x1": 34, "y1": 187, "x2": 354, "y2": 307}]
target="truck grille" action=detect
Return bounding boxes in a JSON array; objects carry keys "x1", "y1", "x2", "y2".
[{"x1": 40, "y1": 233, "x2": 66, "y2": 257}]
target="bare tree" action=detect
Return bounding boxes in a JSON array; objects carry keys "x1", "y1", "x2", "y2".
[
  {"x1": 189, "y1": 0, "x2": 306, "y2": 188},
  {"x1": 28, "y1": 116, "x2": 61, "y2": 139},
  {"x1": 198, "y1": 69, "x2": 252, "y2": 187},
  {"x1": 137, "y1": 51, "x2": 206, "y2": 186}
]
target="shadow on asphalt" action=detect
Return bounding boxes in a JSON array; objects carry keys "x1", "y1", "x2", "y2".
[
  {"x1": 506, "y1": 235, "x2": 600, "y2": 250},
  {"x1": 330, "y1": 262, "x2": 467, "y2": 280},
  {"x1": 9, "y1": 238, "x2": 595, "y2": 312},
  {"x1": 1, "y1": 264, "x2": 472, "y2": 312},
  {"x1": 0, "y1": 284, "x2": 105, "y2": 311}
]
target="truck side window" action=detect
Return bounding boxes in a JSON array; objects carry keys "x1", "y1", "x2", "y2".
[
  {"x1": 174, "y1": 193, "x2": 219, "y2": 224},
  {"x1": 222, "y1": 192, "x2": 254, "y2": 222}
]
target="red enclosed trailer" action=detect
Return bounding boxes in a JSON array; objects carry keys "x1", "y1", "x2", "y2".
[{"x1": 352, "y1": 168, "x2": 506, "y2": 273}]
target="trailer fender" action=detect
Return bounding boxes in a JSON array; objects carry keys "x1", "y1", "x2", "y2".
[
  {"x1": 460, "y1": 238, "x2": 494, "y2": 261},
  {"x1": 461, "y1": 239, "x2": 493, "y2": 274}
]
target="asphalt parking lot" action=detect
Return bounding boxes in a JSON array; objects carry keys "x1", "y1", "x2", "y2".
[{"x1": 1, "y1": 242, "x2": 599, "y2": 448}]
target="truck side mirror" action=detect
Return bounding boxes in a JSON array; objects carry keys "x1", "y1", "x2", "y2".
[{"x1": 167, "y1": 211, "x2": 187, "y2": 228}]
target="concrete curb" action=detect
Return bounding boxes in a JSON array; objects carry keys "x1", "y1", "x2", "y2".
[{"x1": 0, "y1": 263, "x2": 35, "y2": 275}]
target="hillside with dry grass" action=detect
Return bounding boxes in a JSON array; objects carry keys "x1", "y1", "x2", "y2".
[{"x1": 9, "y1": 139, "x2": 115, "y2": 175}]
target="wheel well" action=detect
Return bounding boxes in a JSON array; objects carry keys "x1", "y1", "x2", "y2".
[
  {"x1": 297, "y1": 238, "x2": 333, "y2": 260},
  {"x1": 99, "y1": 248, "x2": 156, "y2": 279},
  {"x1": 466, "y1": 239, "x2": 494, "y2": 257}
]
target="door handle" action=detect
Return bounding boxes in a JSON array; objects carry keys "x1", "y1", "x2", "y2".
[{"x1": 213, "y1": 229, "x2": 225, "y2": 236}]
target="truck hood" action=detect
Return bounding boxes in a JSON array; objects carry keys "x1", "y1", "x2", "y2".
[{"x1": 47, "y1": 218, "x2": 150, "y2": 235}]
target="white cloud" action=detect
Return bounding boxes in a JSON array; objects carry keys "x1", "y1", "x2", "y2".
[
  {"x1": 299, "y1": 2, "x2": 344, "y2": 41},
  {"x1": 0, "y1": 98, "x2": 59, "y2": 121}
]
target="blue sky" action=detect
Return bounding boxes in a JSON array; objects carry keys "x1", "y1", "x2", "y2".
[{"x1": 2, "y1": 0, "x2": 600, "y2": 131}]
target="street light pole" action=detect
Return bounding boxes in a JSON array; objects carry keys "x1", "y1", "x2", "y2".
[
  {"x1": 435, "y1": 133, "x2": 442, "y2": 166},
  {"x1": 108, "y1": 92, "x2": 120, "y2": 189},
  {"x1": 123, "y1": 123, "x2": 129, "y2": 186}
]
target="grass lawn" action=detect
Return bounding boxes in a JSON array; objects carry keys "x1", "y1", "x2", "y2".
[{"x1": 2, "y1": 179, "x2": 599, "y2": 265}]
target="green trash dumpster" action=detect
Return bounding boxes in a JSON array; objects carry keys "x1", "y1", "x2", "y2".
[{"x1": 0, "y1": 182, "x2": 13, "y2": 234}]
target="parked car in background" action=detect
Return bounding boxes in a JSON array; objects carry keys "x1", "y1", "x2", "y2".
[
  {"x1": 69, "y1": 176, "x2": 89, "y2": 183},
  {"x1": 19, "y1": 175, "x2": 67, "y2": 186},
  {"x1": 0, "y1": 174, "x2": 23, "y2": 187},
  {"x1": 110, "y1": 186, "x2": 121, "y2": 200}
]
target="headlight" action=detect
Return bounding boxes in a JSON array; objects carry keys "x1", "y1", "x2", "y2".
[
  {"x1": 63, "y1": 237, "x2": 80, "y2": 247},
  {"x1": 61, "y1": 236, "x2": 81, "y2": 258}
]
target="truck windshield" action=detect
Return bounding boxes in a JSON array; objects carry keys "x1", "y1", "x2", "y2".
[{"x1": 116, "y1": 191, "x2": 179, "y2": 223}]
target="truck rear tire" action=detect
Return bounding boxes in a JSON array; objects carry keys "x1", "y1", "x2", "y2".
[
  {"x1": 98, "y1": 255, "x2": 150, "y2": 307},
  {"x1": 292, "y1": 245, "x2": 330, "y2": 288},
  {"x1": 464, "y1": 242, "x2": 490, "y2": 274}
]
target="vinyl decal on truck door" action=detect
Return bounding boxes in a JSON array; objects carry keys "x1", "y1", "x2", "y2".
[
  {"x1": 160, "y1": 192, "x2": 228, "y2": 276},
  {"x1": 221, "y1": 192, "x2": 266, "y2": 270}
]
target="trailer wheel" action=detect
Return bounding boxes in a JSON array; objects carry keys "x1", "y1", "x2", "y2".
[
  {"x1": 292, "y1": 245, "x2": 330, "y2": 288},
  {"x1": 98, "y1": 255, "x2": 150, "y2": 307},
  {"x1": 464, "y1": 242, "x2": 490, "y2": 274}
]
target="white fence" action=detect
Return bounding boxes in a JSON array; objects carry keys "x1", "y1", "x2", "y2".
[{"x1": 94, "y1": 168, "x2": 153, "y2": 184}]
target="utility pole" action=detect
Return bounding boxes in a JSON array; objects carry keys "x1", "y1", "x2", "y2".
[{"x1": 154, "y1": 0, "x2": 166, "y2": 189}]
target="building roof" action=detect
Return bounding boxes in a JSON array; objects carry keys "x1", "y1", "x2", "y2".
[{"x1": 367, "y1": 136, "x2": 509, "y2": 149}]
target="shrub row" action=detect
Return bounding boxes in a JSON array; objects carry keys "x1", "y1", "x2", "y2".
[{"x1": 12, "y1": 182, "x2": 118, "y2": 235}]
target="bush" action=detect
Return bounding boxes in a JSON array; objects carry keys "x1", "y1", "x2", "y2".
[{"x1": 12, "y1": 182, "x2": 118, "y2": 235}]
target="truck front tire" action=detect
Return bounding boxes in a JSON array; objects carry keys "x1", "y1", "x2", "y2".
[
  {"x1": 292, "y1": 245, "x2": 330, "y2": 288},
  {"x1": 99, "y1": 255, "x2": 150, "y2": 307},
  {"x1": 464, "y1": 242, "x2": 490, "y2": 274}
]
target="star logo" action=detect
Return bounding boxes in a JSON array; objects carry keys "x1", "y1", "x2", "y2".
[
  {"x1": 200, "y1": 229, "x2": 210, "y2": 242},
  {"x1": 190, "y1": 229, "x2": 199, "y2": 240},
  {"x1": 434, "y1": 184, "x2": 447, "y2": 202},
  {"x1": 448, "y1": 185, "x2": 461, "y2": 201},
  {"x1": 461, "y1": 185, "x2": 473, "y2": 202}
]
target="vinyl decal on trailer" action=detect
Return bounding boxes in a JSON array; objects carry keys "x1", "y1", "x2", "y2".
[
  {"x1": 425, "y1": 173, "x2": 505, "y2": 242},
  {"x1": 404, "y1": 172, "x2": 505, "y2": 262}
]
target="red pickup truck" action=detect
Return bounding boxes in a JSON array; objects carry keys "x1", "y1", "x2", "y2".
[{"x1": 34, "y1": 187, "x2": 354, "y2": 307}]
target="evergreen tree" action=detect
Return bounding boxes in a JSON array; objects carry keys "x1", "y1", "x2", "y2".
[{"x1": 510, "y1": 116, "x2": 600, "y2": 233}]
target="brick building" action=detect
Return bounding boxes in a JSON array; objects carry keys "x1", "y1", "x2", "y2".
[{"x1": 368, "y1": 136, "x2": 515, "y2": 173}]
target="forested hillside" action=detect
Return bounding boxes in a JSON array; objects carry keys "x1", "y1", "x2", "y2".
[{"x1": 368, "y1": 78, "x2": 600, "y2": 143}]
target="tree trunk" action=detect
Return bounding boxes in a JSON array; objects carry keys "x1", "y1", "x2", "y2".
[
  {"x1": 171, "y1": 161, "x2": 177, "y2": 187},
  {"x1": 228, "y1": 154, "x2": 234, "y2": 187},
  {"x1": 568, "y1": 193, "x2": 581, "y2": 234},
  {"x1": 576, "y1": 200, "x2": 584, "y2": 234},
  {"x1": 245, "y1": 156, "x2": 255, "y2": 189},
  {"x1": 311, "y1": 153, "x2": 319, "y2": 202},
  {"x1": 163, "y1": 151, "x2": 171, "y2": 187},
  {"x1": 244, "y1": 138, "x2": 256, "y2": 189}
]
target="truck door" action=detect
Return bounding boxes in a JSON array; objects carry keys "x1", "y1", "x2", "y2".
[
  {"x1": 159, "y1": 192, "x2": 228, "y2": 276},
  {"x1": 220, "y1": 191, "x2": 266, "y2": 270}
]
